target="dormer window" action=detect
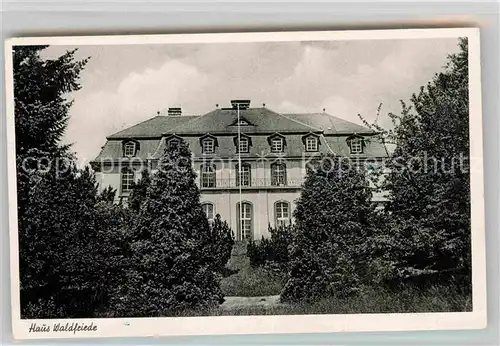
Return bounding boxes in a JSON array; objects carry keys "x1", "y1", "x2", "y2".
[
  {"x1": 349, "y1": 137, "x2": 364, "y2": 154},
  {"x1": 271, "y1": 138, "x2": 284, "y2": 153},
  {"x1": 305, "y1": 137, "x2": 318, "y2": 152},
  {"x1": 233, "y1": 134, "x2": 252, "y2": 153},
  {"x1": 229, "y1": 116, "x2": 253, "y2": 127},
  {"x1": 166, "y1": 134, "x2": 182, "y2": 148},
  {"x1": 202, "y1": 138, "x2": 215, "y2": 154},
  {"x1": 123, "y1": 141, "x2": 137, "y2": 157},
  {"x1": 238, "y1": 137, "x2": 249, "y2": 153}
]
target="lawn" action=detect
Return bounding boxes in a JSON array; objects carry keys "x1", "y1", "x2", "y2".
[{"x1": 213, "y1": 243, "x2": 472, "y2": 316}]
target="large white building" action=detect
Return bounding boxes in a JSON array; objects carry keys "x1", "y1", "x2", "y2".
[{"x1": 91, "y1": 100, "x2": 388, "y2": 240}]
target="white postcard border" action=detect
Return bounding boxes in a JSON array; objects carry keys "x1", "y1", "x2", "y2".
[{"x1": 4, "y1": 27, "x2": 486, "y2": 340}]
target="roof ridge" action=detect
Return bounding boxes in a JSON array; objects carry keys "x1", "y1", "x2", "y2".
[
  {"x1": 279, "y1": 113, "x2": 323, "y2": 132},
  {"x1": 107, "y1": 113, "x2": 200, "y2": 138},
  {"x1": 107, "y1": 116, "x2": 160, "y2": 138},
  {"x1": 165, "y1": 109, "x2": 219, "y2": 134},
  {"x1": 322, "y1": 112, "x2": 370, "y2": 131}
]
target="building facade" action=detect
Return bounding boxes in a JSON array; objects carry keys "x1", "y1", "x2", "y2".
[{"x1": 91, "y1": 100, "x2": 388, "y2": 240}]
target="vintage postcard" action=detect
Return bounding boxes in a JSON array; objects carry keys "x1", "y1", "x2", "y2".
[{"x1": 4, "y1": 28, "x2": 486, "y2": 339}]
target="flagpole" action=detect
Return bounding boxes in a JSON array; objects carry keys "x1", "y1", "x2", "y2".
[{"x1": 237, "y1": 103, "x2": 243, "y2": 241}]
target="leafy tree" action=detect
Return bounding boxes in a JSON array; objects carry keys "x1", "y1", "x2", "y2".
[
  {"x1": 119, "y1": 139, "x2": 224, "y2": 317},
  {"x1": 361, "y1": 38, "x2": 471, "y2": 284},
  {"x1": 97, "y1": 185, "x2": 117, "y2": 203},
  {"x1": 281, "y1": 156, "x2": 375, "y2": 303},
  {"x1": 128, "y1": 167, "x2": 151, "y2": 212}
]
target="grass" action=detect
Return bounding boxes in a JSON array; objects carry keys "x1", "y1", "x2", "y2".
[
  {"x1": 220, "y1": 241, "x2": 286, "y2": 297},
  {"x1": 220, "y1": 266, "x2": 286, "y2": 297},
  {"x1": 170, "y1": 285, "x2": 472, "y2": 317},
  {"x1": 216, "y1": 242, "x2": 472, "y2": 315}
]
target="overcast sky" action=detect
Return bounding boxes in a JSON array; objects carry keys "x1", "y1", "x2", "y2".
[{"x1": 44, "y1": 38, "x2": 460, "y2": 164}]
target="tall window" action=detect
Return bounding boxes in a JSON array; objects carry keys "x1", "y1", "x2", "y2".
[
  {"x1": 271, "y1": 163, "x2": 287, "y2": 186},
  {"x1": 275, "y1": 201, "x2": 290, "y2": 227},
  {"x1": 124, "y1": 142, "x2": 136, "y2": 157},
  {"x1": 350, "y1": 138, "x2": 363, "y2": 154},
  {"x1": 236, "y1": 163, "x2": 251, "y2": 186},
  {"x1": 201, "y1": 164, "x2": 216, "y2": 188},
  {"x1": 237, "y1": 202, "x2": 253, "y2": 240},
  {"x1": 305, "y1": 137, "x2": 318, "y2": 152},
  {"x1": 238, "y1": 137, "x2": 249, "y2": 153},
  {"x1": 271, "y1": 138, "x2": 284, "y2": 153},
  {"x1": 202, "y1": 203, "x2": 215, "y2": 224},
  {"x1": 121, "y1": 167, "x2": 135, "y2": 193},
  {"x1": 202, "y1": 138, "x2": 215, "y2": 154}
]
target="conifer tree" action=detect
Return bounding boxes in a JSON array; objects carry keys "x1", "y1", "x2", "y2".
[
  {"x1": 13, "y1": 46, "x2": 97, "y2": 317},
  {"x1": 13, "y1": 46, "x2": 88, "y2": 216},
  {"x1": 120, "y1": 139, "x2": 224, "y2": 316},
  {"x1": 281, "y1": 156, "x2": 375, "y2": 302}
]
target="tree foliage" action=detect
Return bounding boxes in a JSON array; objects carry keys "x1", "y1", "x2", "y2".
[
  {"x1": 92, "y1": 200, "x2": 134, "y2": 315},
  {"x1": 247, "y1": 224, "x2": 292, "y2": 272},
  {"x1": 13, "y1": 46, "x2": 99, "y2": 318},
  {"x1": 361, "y1": 38, "x2": 471, "y2": 284},
  {"x1": 128, "y1": 167, "x2": 151, "y2": 212},
  {"x1": 206, "y1": 214, "x2": 235, "y2": 274},
  {"x1": 281, "y1": 156, "x2": 375, "y2": 303},
  {"x1": 118, "y1": 139, "x2": 224, "y2": 316},
  {"x1": 19, "y1": 165, "x2": 100, "y2": 318},
  {"x1": 97, "y1": 185, "x2": 117, "y2": 203}
]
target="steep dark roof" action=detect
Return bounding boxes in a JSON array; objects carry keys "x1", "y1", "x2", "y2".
[
  {"x1": 151, "y1": 132, "x2": 387, "y2": 159},
  {"x1": 95, "y1": 106, "x2": 387, "y2": 162},
  {"x1": 107, "y1": 115, "x2": 199, "y2": 139},
  {"x1": 283, "y1": 113, "x2": 373, "y2": 135},
  {"x1": 165, "y1": 107, "x2": 320, "y2": 135}
]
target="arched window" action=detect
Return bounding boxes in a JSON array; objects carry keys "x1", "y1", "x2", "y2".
[
  {"x1": 236, "y1": 163, "x2": 251, "y2": 186},
  {"x1": 200, "y1": 164, "x2": 216, "y2": 188},
  {"x1": 275, "y1": 201, "x2": 290, "y2": 227},
  {"x1": 202, "y1": 203, "x2": 215, "y2": 224},
  {"x1": 123, "y1": 142, "x2": 136, "y2": 157},
  {"x1": 237, "y1": 202, "x2": 253, "y2": 241},
  {"x1": 121, "y1": 167, "x2": 135, "y2": 193},
  {"x1": 271, "y1": 163, "x2": 287, "y2": 186}
]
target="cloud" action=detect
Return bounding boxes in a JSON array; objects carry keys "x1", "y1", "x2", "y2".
[
  {"x1": 59, "y1": 38, "x2": 460, "y2": 164},
  {"x1": 63, "y1": 59, "x2": 209, "y2": 164}
]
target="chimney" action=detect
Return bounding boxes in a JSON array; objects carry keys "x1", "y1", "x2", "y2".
[
  {"x1": 167, "y1": 107, "x2": 182, "y2": 116},
  {"x1": 230, "y1": 99, "x2": 251, "y2": 110}
]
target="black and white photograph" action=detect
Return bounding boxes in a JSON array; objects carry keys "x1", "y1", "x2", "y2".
[{"x1": 5, "y1": 29, "x2": 486, "y2": 339}]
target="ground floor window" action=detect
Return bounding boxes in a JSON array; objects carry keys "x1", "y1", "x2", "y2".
[
  {"x1": 237, "y1": 202, "x2": 253, "y2": 241},
  {"x1": 275, "y1": 201, "x2": 290, "y2": 227}
]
